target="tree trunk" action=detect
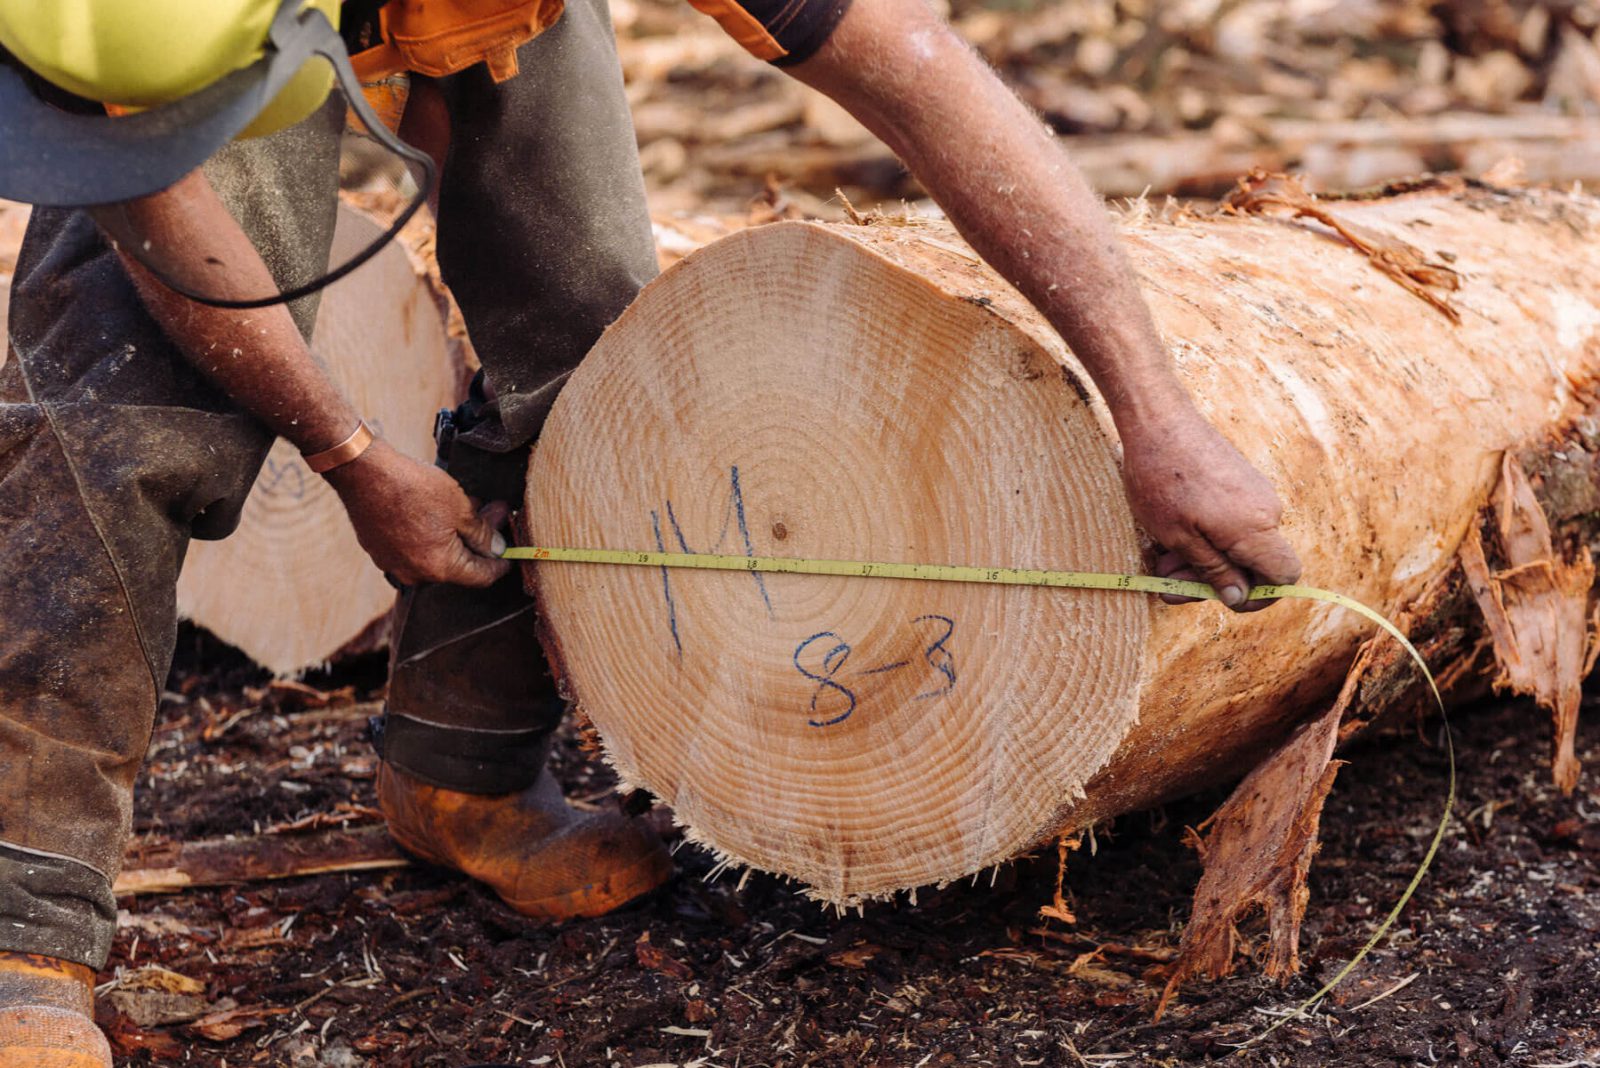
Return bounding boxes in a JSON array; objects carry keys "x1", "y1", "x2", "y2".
[{"x1": 524, "y1": 175, "x2": 1600, "y2": 903}]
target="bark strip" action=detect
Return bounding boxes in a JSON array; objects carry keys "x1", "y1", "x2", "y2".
[
  {"x1": 116, "y1": 825, "x2": 408, "y2": 896},
  {"x1": 1460, "y1": 455, "x2": 1594, "y2": 793},
  {"x1": 1157, "y1": 702, "x2": 1346, "y2": 1018}
]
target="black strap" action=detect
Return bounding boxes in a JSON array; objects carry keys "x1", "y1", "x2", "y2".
[{"x1": 371, "y1": 713, "x2": 551, "y2": 795}]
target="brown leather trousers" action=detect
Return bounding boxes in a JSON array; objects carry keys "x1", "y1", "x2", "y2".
[{"x1": 0, "y1": 0, "x2": 657, "y2": 968}]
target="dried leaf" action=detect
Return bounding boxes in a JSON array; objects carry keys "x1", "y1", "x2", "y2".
[
  {"x1": 98, "y1": 1013, "x2": 185, "y2": 1060},
  {"x1": 220, "y1": 926, "x2": 290, "y2": 951},
  {"x1": 187, "y1": 1005, "x2": 290, "y2": 1042},
  {"x1": 114, "y1": 965, "x2": 206, "y2": 996},
  {"x1": 827, "y1": 943, "x2": 882, "y2": 969}
]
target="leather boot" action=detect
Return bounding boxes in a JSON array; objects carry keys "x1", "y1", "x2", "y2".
[
  {"x1": 377, "y1": 763, "x2": 672, "y2": 919},
  {"x1": 0, "y1": 953, "x2": 112, "y2": 1068}
]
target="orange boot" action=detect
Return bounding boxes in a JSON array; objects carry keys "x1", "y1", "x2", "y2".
[
  {"x1": 378, "y1": 763, "x2": 672, "y2": 919},
  {"x1": 0, "y1": 953, "x2": 112, "y2": 1068}
]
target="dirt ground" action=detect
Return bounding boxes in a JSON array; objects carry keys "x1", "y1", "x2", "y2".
[{"x1": 98, "y1": 624, "x2": 1597, "y2": 1067}]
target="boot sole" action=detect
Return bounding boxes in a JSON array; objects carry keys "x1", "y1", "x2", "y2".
[
  {"x1": 387, "y1": 830, "x2": 674, "y2": 921},
  {"x1": 498, "y1": 844, "x2": 674, "y2": 920}
]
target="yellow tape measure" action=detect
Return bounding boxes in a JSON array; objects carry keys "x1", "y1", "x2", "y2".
[{"x1": 504, "y1": 545, "x2": 1455, "y2": 1040}]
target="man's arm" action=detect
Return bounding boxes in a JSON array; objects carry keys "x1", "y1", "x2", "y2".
[
  {"x1": 111, "y1": 170, "x2": 509, "y2": 588},
  {"x1": 784, "y1": 0, "x2": 1301, "y2": 608}
]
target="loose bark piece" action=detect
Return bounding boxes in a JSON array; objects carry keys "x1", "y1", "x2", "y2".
[
  {"x1": 1225, "y1": 169, "x2": 1462, "y2": 321},
  {"x1": 115, "y1": 825, "x2": 408, "y2": 896},
  {"x1": 1459, "y1": 456, "x2": 1594, "y2": 793},
  {"x1": 527, "y1": 180, "x2": 1600, "y2": 902},
  {"x1": 1160, "y1": 565, "x2": 1467, "y2": 1006},
  {"x1": 104, "y1": 967, "x2": 211, "y2": 1028},
  {"x1": 188, "y1": 1005, "x2": 291, "y2": 1042},
  {"x1": 1157, "y1": 702, "x2": 1345, "y2": 1018},
  {"x1": 174, "y1": 200, "x2": 465, "y2": 675}
]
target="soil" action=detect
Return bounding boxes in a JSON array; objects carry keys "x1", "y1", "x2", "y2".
[{"x1": 103, "y1": 623, "x2": 1598, "y2": 1067}]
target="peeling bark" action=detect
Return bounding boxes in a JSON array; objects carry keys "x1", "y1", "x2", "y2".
[
  {"x1": 1166, "y1": 440, "x2": 1600, "y2": 1006},
  {"x1": 1157, "y1": 702, "x2": 1346, "y2": 1019},
  {"x1": 1224, "y1": 169, "x2": 1463, "y2": 322},
  {"x1": 1461, "y1": 455, "x2": 1594, "y2": 793}
]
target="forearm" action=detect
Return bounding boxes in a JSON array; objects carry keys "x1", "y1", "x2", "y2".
[
  {"x1": 100, "y1": 169, "x2": 510, "y2": 587},
  {"x1": 790, "y1": 5, "x2": 1191, "y2": 431},
  {"x1": 110, "y1": 170, "x2": 361, "y2": 454}
]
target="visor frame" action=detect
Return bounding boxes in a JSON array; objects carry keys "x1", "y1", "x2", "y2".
[
  {"x1": 1, "y1": 0, "x2": 437, "y2": 310},
  {"x1": 3, "y1": 0, "x2": 327, "y2": 206}
]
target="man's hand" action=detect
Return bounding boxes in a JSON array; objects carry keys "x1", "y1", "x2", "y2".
[
  {"x1": 324, "y1": 440, "x2": 511, "y2": 588},
  {"x1": 1120, "y1": 408, "x2": 1301, "y2": 611}
]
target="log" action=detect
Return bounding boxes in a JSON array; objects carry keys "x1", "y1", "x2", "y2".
[
  {"x1": 686, "y1": 112, "x2": 1600, "y2": 200},
  {"x1": 173, "y1": 201, "x2": 465, "y2": 675},
  {"x1": 0, "y1": 200, "x2": 715, "y2": 675},
  {"x1": 524, "y1": 175, "x2": 1600, "y2": 903}
]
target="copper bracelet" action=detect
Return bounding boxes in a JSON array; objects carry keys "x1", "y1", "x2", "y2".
[{"x1": 303, "y1": 420, "x2": 375, "y2": 474}]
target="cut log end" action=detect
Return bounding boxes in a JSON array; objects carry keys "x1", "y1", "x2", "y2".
[{"x1": 527, "y1": 221, "x2": 1150, "y2": 902}]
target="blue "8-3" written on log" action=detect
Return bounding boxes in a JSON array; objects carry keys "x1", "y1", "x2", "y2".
[{"x1": 793, "y1": 615, "x2": 957, "y2": 728}]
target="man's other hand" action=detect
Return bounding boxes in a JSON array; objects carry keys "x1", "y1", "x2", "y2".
[
  {"x1": 1119, "y1": 407, "x2": 1302, "y2": 612},
  {"x1": 325, "y1": 440, "x2": 512, "y2": 588}
]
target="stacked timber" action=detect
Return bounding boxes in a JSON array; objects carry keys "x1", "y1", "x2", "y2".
[{"x1": 619, "y1": 0, "x2": 1600, "y2": 208}]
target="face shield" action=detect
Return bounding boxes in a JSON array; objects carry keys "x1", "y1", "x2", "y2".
[{"x1": 0, "y1": 0, "x2": 435, "y2": 309}]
